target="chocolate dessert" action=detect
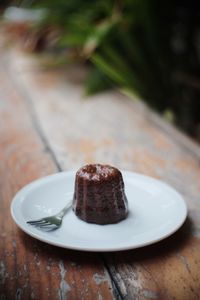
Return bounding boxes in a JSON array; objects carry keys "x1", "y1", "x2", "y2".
[{"x1": 72, "y1": 164, "x2": 128, "y2": 224}]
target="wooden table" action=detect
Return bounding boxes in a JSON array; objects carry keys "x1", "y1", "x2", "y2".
[{"x1": 0, "y1": 44, "x2": 200, "y2": 300}]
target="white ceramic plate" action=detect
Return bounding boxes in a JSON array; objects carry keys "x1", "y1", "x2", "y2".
[{"x1": 11, "y1": 171, "x2": 187, "y2": 252}]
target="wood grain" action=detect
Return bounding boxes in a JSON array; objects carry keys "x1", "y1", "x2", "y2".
[
  {"x1": 0, "y1": 50, "x2": 116, "y2": 299},
  {"x1": 1, "y1": 45, "x2": 200, "y2": 299}
]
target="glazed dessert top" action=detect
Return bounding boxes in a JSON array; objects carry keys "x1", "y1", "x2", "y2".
[{"x1": 76, "y1": 164, "x2": 121, "y2": 181}]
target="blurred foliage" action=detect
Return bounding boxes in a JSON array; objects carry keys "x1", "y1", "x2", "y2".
[{"x1": 4, "y1": 0, "x2": 200, "y2": 139}]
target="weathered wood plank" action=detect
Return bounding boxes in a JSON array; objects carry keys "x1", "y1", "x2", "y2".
[
  {"x1": 0, "y1": 50, "x2": 116, "y2": 299},
  {"x1": 6, "y1": 48, "x2": 200, "y2": 300}
]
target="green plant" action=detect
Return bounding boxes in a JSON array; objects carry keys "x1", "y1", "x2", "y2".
[{"x1": 12, "y1": 0, "x2": 200, "y2": 139}]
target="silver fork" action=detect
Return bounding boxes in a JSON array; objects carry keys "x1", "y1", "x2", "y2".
[{"x1": 27, "y1": 200, "x2": 72, "y2": 230}]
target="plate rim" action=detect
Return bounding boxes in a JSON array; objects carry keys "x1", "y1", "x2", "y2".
[{"x1": 10, "y1": 170, "x2": 188, "y2": 252}]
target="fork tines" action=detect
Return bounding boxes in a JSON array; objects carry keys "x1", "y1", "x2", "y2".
[{"x1": 27, "y1": 219, "x2": 57, "y2": 231}]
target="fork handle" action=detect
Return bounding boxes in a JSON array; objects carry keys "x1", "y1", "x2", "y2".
[{"x1": 57, "y1": 200, "x2": 73, "y2": 218}]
